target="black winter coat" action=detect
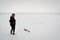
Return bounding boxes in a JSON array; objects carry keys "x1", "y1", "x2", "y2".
[{"x1": 9, "y1": 16, "x2": 16, "y2": 25}]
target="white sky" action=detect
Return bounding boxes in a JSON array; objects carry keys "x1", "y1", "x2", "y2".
[{"x1": 0, "y1": 0, "x2": 60, "y2": 13}]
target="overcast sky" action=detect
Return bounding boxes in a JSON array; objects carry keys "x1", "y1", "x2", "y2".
[{"x1": 0, "y1": 0, "x2": 60, "y2": 13}]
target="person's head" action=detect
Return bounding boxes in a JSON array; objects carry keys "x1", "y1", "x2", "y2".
[{"x1": 11, "y1": 13, "x2": 15, "y2": 17}]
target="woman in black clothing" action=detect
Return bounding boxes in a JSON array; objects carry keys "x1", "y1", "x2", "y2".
[{"x1": 9, "y1": 13, "x2": 16, "y2": 35}]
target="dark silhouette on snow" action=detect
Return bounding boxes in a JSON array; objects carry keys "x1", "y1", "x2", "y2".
[
  {"x1": 24, "y1": 28, "x2": 30, "y2": 32},
  {"x1": 9, "y1": 13, "x2": 16, "y2": 35}
]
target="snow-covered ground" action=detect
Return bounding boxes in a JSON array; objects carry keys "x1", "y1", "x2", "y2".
[{"x1": 0, "y1": 13, "x2": 60, "y2": 40}]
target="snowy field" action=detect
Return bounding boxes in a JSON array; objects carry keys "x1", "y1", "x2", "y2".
[{"x1": 0, "y1": 13, "x2": 60, "y2": 40}]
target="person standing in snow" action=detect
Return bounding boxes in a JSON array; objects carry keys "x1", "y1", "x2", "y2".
[{"x1": 9, "y1": 13, "x2": 16, "y2": 35}]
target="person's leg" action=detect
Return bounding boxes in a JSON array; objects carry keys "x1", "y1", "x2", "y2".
[
  {"x1": 10, "y1": 26, "x2": 13, "y2": 34},
  {"x1": 10, "y1": 28, "x2": 12, "y2": 34},
  {"x1": 13, "y1": 28, "x2": 15, "y2": 35},
  {"x1": 12, "y1": 25, "x2": 15, "y2": 35}
]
